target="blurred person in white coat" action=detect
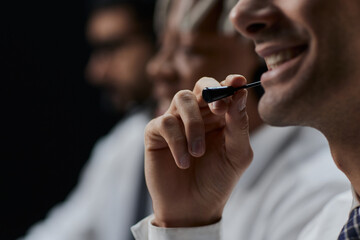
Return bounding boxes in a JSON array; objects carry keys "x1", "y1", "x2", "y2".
[{"x1": 21, "y1": 0, "x2": 156, "y2": 239}]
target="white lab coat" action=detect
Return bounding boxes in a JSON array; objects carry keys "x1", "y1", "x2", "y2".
[{"x1": 21, "y1": 107, "x2": 153, "y2": 240}]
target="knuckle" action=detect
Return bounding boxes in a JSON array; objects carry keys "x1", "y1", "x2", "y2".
[
  {"x1": 144, "y1": 118, "x2": 160, "y2": 144},
  {"x1": 199, "y1": 76, "x2": 215, "y2": 82},
  {"x1": 197, "y1": 77, "x2": 216, "y2": 89},
  {"x1": 159, "y1": 114, "x2": 186, "y2": 145},
  {"x1": 145, "y1": 118, "x2": 155, "y2": 133},
  {"x1": 175, "y1": 90, "x2": 195, "y2": 103},
  {"x1": 160, "y1": 114, "x2": 179, "y2": 129},
  {"x1": 145, "y1": 117, "x2": 159, "y2": 136}
]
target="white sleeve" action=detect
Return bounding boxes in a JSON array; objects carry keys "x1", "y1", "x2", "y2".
[
  {"x1": 131, "y1": 215, "x2": 221, "y2": 240},
  {"x1": 19, "y1": 139, "x2": 107, "y2": 240}
]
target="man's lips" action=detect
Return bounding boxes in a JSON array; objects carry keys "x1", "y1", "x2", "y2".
[
  {"x1": 264, "y1": 45, "x2": 307, "y2": 70},
  {"x1": 256, "y1": 44, "x2": 308, "y2": 71}
]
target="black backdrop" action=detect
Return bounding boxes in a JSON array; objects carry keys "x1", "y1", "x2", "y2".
[{"x1": 2, "y1": 1, "x2": 119, "y2": 239}]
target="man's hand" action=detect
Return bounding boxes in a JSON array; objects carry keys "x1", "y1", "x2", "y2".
[{"x1": 144, "y1": 75, "x2": 253, "y2": 227}]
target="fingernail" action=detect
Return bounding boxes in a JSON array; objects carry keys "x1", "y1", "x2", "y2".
[
  {"x1": 179, "y1": 154, "x2": 190, "y2": 169},
  {"x1": 238, "y1": 95, "x2": 247, "y2": 112},
  {"x1": 191, "y1": 138, "x2": 204, "y2": 156}
]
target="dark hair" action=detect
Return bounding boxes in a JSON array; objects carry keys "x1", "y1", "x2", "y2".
[{"x1": 87, "y1": 0, "x2": 157, "y2": 41}]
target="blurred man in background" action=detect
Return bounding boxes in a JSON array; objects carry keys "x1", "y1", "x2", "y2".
[
  {"x1": 86, "y1": 0, "x2": 154, "y2": 115},
  {"x1": 131, "y1": 0, "x2": 350, "y2": 239},
  {"x1": 21, "y1": 0, "x2": 156, "y2": 239}
]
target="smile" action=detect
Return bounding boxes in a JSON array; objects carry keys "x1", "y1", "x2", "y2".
[{"x1": 264, "y1": 45, "x2": 307, "y2": 70}]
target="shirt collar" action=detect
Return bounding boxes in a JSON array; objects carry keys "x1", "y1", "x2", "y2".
[{"x1": 351, "y1": 187, "x2": 360, "y2": 209}]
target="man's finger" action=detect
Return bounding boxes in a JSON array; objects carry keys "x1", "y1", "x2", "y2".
[
  {"x1": 172, "y1": 90, "x2": 206, "y2": 158},
  {"x1": 193, "y1": 77, "x2": 230, "y2": 115},
  {"x1": 223, "y1": 75, "x2": 253, "y2": 174},
  {"x1": 158, "y1": 113, "x2": 191, "y2": 169}
]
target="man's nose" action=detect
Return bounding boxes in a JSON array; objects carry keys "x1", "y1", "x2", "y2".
[
  {"x1": 146, "y1": 50, "x2": 176, "y2": 84},
  {"x1": 230, "y1": 0, "x2": 279, "y2": 40},
  {"x1": 85, "y1": 54, "x2": 110, "y2": 86}
]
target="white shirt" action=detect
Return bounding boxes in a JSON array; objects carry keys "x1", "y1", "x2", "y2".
[
  {"x1": 21, "y1": 107, "x2": 153, "y2": 240},
  {"x1": 132, "y1": 126, "x2": 351, "y2": 240}
]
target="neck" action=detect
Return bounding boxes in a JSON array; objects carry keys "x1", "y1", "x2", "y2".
[{"x1": 324, "y1": 112, "x2": 360, "y2": 195}]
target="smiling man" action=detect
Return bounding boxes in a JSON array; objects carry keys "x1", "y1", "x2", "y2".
[
  {"x1": 132, "y1": 0, "x2": 349, "y2": 239},
  {"x1": 131, "y1": 0, "x2": 360, "y2": 239}
]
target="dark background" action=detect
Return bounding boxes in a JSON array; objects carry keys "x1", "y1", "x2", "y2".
[{"x1": 2, "y1": 1, "x2": 119, "y2": 239}]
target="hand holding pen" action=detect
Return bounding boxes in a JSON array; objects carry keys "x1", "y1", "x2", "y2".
[{"x1": 144, "y1": 75, "x2": 253, "y2": 228}]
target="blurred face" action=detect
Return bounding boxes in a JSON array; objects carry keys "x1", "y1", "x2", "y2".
[
  {"x1": 148, "y1": 0, "x2": 260, "y2": 116},
  {"x1": 231, "y1": 0, "x2": 360, "y2": 128},
  {"x1": 86, "y1": 6, "x2": 154, "y2": 113}
]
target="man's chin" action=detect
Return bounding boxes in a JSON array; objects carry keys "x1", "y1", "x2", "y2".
[
  {"x1": 258, "y1": 98, "x2": 296, "y2": 127},
  {"x1": 100, "y1": 94, "x2": 125, "y2": 116}
]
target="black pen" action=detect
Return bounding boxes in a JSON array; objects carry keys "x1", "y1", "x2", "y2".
[{"x1": 202, "y1": 81, "x2": 262, "y2": 103}]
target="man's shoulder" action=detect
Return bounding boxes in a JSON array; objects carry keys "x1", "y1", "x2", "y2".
[{"x1": 92, "y1": 106, "x2": 153, "y2": 154}]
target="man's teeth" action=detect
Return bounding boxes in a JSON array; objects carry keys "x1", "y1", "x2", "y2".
[{"x1": 264, "y1": 49, "x2": 299, "y2": 70}]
